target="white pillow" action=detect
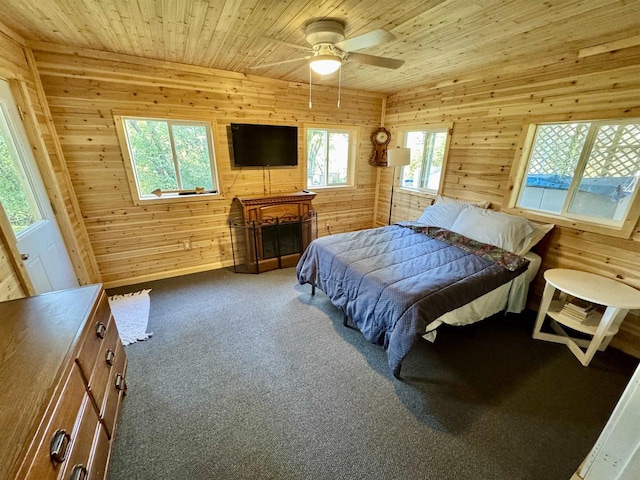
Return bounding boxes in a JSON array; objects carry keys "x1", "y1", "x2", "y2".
[
  {"x1": 416, "y1": 203, "x2": 468, "y2": 230},
  {"x1": 450, "y1": 206, "x2": 536, "y2": 254},
  {"x1": 435, "y1": 194, "x2": 490, "y2": 209},
  {"x1": 517, "y1": 222, "x2": 554, "y2": 256}
]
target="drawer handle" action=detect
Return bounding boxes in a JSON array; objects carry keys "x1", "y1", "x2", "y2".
[
  {"x1": 49, "y1": 429, "x2": 71, "y2": 463},
  {"x1": 68, "y1": 464, "x2": 88, "y2": 480},
  {"x1": 115, "y1": 373, "x2": 126, "y2": 393},
  {"x1": 105, "y1": 349, "x2": 115, "y2": 366},
  {"x1": 95, "y1": 322, "x2": 107, "y2": 339}
]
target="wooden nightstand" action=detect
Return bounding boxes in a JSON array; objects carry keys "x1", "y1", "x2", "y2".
[{"x1": 533, "y1": 269, "x2": 640, "y2": 366}]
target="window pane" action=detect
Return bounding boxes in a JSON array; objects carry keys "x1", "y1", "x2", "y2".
[
  {"x1": 307, "y1": 129, "x2": 327, "y2": 187},
  {"x1": 0, "y1": 112, "x2": 42, "y2": 235},
  {"x1": 327, "y1": 132, "x2": 349, "y2": 185},
  {"x1": 401, "y1": 131, "x2": 426, "y2": 189},
  {"x1": 421, "y1": 132, "x2": 447, "y2": 191},
  {"x1": 518, "y1": 123, "x2": 589, "y2": 213},
  {"x1": 568, "y1": 124, "x2": 640, "y2": 221},
  {"x1": 125, "y1": 119, "x2": 177, "y2": 196},
  {"x1": 172, "y1": 124, "x2": 214, "y2": 190}
]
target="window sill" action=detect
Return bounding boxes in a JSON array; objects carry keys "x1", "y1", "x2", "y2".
[
  {"x1": 132, "y1": 192, "x2": 223, "y2": 206},
  {"x1": 306, "y1": 185, "x2": 356, "y2": 192},
  {"x1": 504, "y1": 206, "x2": 636, "y2": 239},
  {"x1": 399, "y1": 186, "x2": 437, "y2": 196}
]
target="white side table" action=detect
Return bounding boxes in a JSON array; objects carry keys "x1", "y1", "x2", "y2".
[{"x1": 533, "y1": 269, "x2": 640, "y2": 366}]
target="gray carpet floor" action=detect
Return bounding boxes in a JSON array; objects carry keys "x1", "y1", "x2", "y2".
[{"x1": 106, "y1": 267, "x2": 637, "y2": 480}]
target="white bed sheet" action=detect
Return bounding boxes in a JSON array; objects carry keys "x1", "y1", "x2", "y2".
[{"x1": 422, "y1": 251, "x2": 542, "y2": 341}]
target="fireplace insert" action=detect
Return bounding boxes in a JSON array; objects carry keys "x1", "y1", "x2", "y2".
[{"x1": 229, "y1": 211, "x2": 317, "y2": 273}]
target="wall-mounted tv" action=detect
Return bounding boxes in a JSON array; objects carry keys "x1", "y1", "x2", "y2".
[{"x1": 230, "y1": 123, "x2": 298, "y2": 167}]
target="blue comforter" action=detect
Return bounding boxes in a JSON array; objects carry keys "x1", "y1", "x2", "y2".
[{"x1": 296, "y1": 224, "x2": 529, "y2": 377}]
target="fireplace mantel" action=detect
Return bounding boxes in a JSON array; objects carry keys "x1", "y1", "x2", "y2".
[{"x1": 235, "y1": 191, "x2": 316, "y2": 222}]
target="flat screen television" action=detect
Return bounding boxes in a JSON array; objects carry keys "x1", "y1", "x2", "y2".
[{"x1": 230, "y1": 123, "x2": 298, "y2": 167}]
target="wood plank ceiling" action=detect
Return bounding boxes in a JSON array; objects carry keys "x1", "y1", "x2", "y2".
[{"x1": 1, "y1": 0, "x2": 639, "y2": 93}]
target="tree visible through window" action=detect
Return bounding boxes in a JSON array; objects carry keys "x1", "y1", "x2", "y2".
[
  {"x1": 400, "y1": 129, "x2": 449, "y2": 193},
  {"x1": 517, "y1": 121, "x2": 640, "y2": 226},
  {"x1": 122, "y1": 117, "x2": 218, "y2": 199},
  {"x1": 306, "y1": 128, "x2": 352, "y2": 187},
  {"x1": 0, "y1": 106, "x2": 42, "y2": 234}
]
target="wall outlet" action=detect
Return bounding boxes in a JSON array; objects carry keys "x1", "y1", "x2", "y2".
[
  {"x1": 325, "y1": 221, "x2": 331, "y2": 231},
  {"x1": 182, "y1": 239, "x2": 192, "y2": 250}
]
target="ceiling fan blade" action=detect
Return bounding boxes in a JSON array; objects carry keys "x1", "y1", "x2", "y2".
[
  {"x1": 346, "y1": 52, "x2": 404, "y2": 69},
  {"x1": 261, "y1": 37, "x2": 312, "y2": 52},
  {"x1": 247, "y1": 56, "x2": 311, "y2": 70},
  {"x1": 335, "y1": 29, "x2": 395, "y2": 52}
]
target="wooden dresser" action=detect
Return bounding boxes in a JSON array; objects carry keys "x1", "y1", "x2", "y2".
[{"x1": 0, "y1": 285, "x2": 127, "y2": 480}]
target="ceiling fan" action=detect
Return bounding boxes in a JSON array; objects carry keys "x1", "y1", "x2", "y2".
[{"x1": 251, "y1": 20, "x2": 404, "y2": 75}]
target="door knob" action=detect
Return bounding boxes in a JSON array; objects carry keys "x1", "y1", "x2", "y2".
[{"x1": 20, "y1": 253, "x2": 29, "y2": 260}]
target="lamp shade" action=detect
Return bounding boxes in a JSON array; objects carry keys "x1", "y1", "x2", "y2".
[
  {"x1": 386, "y1": 147, "x2": 411, "y2": 167},
  {"x1": 309, "y1": 55, "x2": 342, "y2": 75}
]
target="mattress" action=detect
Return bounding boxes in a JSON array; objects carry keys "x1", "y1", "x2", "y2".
[{"x1": 423, "y1": 250, "x2": 542, "y2": 341}]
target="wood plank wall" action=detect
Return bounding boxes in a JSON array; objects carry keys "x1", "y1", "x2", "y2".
[
  {"x1": 32, "y1": 44, "x2": 384, "y2": 288},
  {"x1": 0, "y1": 26, "x2": 30, "y2": 300},
  {"x1": 0, "y1": 24, "x2": 100, "y2": 301},
  {"x1": 19, "y1": 54, "x2": 102, "y2": 286},
  {"x1": 0, "y1": 251, "x2": 23, "y2": 300},
  {"x1": 381, "y1": 46, "x2": 640, "y2": 358},
  {"x1": 0, "y1": 215, "x2": 24, "y2": 300}
]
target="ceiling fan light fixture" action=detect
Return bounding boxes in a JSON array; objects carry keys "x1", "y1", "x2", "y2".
[{"x1": 309, "y1": 55, "x2": 342, "y2": 75}]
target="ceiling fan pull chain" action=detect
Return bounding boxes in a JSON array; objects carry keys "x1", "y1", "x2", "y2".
[
  {"x1": 337, "y1": 64, "x2": 342, "y2": 108},
  {"x1": 308, "y1": 67, "x2": 312, "y2": 109}
]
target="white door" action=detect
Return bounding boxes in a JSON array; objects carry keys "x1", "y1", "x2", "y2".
[
  {"x1": 0, "y1": 79, "x2": 78, "y2": 294},
  {"x1": 579, "y1": 362, "x2": 640, "y2": 479}
]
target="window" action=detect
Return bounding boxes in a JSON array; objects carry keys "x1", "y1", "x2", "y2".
[
  {"x1": 0, "y1": 103, "x2": 42, "y2": 235},
  {"x1": 306, "y1": 127, "x2": 355, "y2": 188},
  {"x1": 514, "y1": 120, "x2": 640, "y2": 231},
  {"x1": 399, "y1": 127, "x2": 451, "y2": 193},
  {"x1": 117, "y1": 116, "x2": 219, "y2": 202}
]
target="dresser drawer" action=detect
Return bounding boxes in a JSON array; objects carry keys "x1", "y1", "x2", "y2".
[
  {"x1": 23, "y1": 367, "x2": 86, "y2": 479},
  {"x1": 100, "y1": 339, "x2": 127, "y2": 439},
  {"x1": 87, "y1": 319, "x2": 121, "y2": 415},
  {"x1": 59, "y1": 395, "x2": 100, "y2": 480},
  {"x1": 89, "y1": 424, "x2": 110, "y2": 480},
  {"x1": 76, "y1": 292, "x2": 112, "y2": 384}
]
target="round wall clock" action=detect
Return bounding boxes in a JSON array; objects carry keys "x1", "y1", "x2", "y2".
[
  {"x1": 370, "y1": 127, "x2": 391, "y2": 166},
  {"x1": 375, "y1": 129, "x2": 389, "y2": 144}
]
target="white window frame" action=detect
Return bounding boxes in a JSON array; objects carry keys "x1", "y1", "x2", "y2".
[
  {"x1": 304, "y1": 125, "x2": 357, "y2": 189},
  {"x1": 0, "y1": 98, "x2": 44, "y2": 236},
  {"x1": 396, "y1": 124, "x2": 452, "y2": 195},
  {"x1": 506, "y1": 118, "x2": 640, "y2": 238},
  {"x1": 114, "y1": 115, "x2": 221, "y2": 204}
]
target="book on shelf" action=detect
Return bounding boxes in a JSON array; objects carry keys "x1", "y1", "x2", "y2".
[{"x1": 560, "y1": 299, "x2": 598, "y2": 321}]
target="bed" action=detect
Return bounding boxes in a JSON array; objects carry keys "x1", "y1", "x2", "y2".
[{"x1": 296, "y1": 198, "x2": 552, "y2": 378}]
